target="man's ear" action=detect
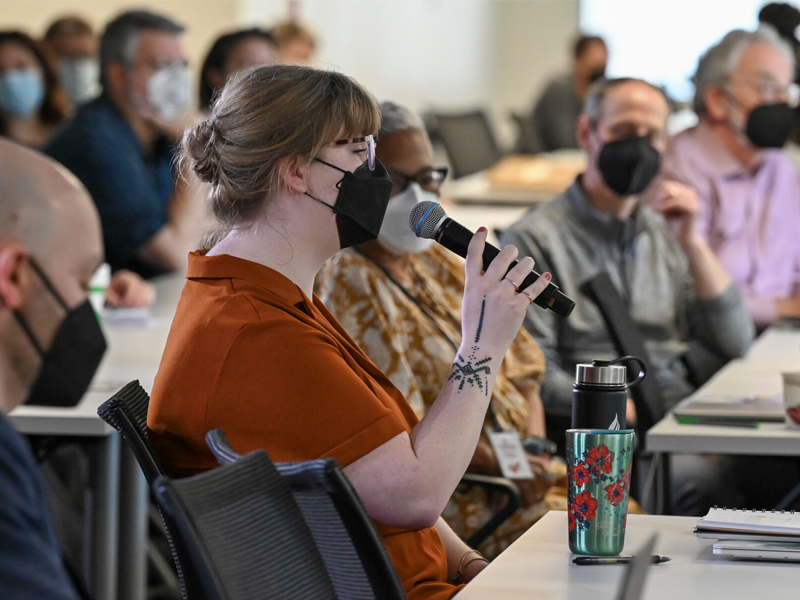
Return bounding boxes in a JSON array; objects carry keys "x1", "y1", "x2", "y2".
[
  {"x1": 576, "y1": 114, "x2": 594, "y2": 152},
  {"x1": 0, "y1": 243, "x2": 29, "y2": 310},
  {"x1": 278, "y1": 156, "x2": 310, "y2": 195},
  {"x1": 704, "y1": 86, "x2": 728, "y2": 122}
]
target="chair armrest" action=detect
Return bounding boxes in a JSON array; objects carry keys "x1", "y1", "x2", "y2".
[{"x1": 458, "y1": 474, "x2": 522, "y2": 549}]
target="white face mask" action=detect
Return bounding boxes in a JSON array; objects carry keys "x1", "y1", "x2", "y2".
[
  {"x1": 57, "y1": 57, "x2": 99, "y2": 105},
  {"x1": 146, "y1": 64, "x2": 192, "y2": 121},
  {"x1": 377, "y1": 183, "x2": 437, "y2": 255}
]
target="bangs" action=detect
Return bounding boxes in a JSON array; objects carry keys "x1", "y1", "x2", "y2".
[{"x1": 315, "y1": 73, "x2": 380, "y2": 154}]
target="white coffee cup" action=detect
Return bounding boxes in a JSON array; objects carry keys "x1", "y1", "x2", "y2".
[{"x1": 783, "y1": 372, "x2": 800, "y2": 429}]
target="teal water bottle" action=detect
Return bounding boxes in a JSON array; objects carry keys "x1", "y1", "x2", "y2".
[{"x1": 566, "y1": 428, "x2": 635, "y2": 556}]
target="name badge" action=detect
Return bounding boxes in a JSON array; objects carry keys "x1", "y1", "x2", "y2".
[{"x1": 486, "y1": 429, "x2": 534, "y2": 480}]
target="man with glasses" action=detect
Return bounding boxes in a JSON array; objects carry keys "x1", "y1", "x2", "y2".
[
  {"x1": 656, "y1": 26, "x2": 800, "y2": 330},
  {"x1": 502, "y1": 78, "x2": 758, "y2": 514},
  {"x1": 46, "y1": 10, "x2": 204, "y2": 278}
]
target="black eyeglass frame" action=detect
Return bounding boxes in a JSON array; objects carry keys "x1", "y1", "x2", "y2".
[{"x1": 387, "y1": 166, "x2": 449, "y2": 194}]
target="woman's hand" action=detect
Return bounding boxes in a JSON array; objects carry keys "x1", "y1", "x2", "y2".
[
  {"x1": 516, "y1": 454, "x2": 553, "y2": 507},
  {"x1": 460, "y1": 228, "x2": 551, "y2": 358}
]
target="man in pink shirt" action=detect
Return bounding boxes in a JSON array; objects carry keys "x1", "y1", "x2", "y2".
[{"x1": 659, "y1": 26, "x2": 800, "y2": 329}]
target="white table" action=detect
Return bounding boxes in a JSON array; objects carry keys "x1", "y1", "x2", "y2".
[
  {"x1": 443, "y1": 171, "x2": 557, "y2": 206},
  {"x1": 457, "y1": 512, "x2": 798, "y2": 600},
  {"x1": 444, "y1": 202, "x2": 530, "y2": 246},
  {"x1": 647, "y1": 329, "x2": 800, "y2": 456},
  {"x1": 9, "y1": 275, "x2": 184, "y2": 600}
]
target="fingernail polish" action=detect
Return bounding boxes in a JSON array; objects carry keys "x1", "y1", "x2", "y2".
[
  {"x1": 477, "y1": 227, "x2": 487, "y2": 234},
  {"x1": 544, "y1": 272, "x2": 552, "y2": 281}
]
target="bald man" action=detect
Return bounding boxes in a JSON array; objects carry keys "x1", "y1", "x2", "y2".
[{"x1": 0, "y1": 138, "x2": 107, "y2": 599}]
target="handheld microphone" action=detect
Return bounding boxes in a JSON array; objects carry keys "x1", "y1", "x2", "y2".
[{"x1": 409, "y1": 201, "x2": 575, "y2": 317}]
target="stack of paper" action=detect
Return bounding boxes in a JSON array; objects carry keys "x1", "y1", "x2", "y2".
[{"x1": 696, "y1": 508, "x2": 800, "y2": 561}]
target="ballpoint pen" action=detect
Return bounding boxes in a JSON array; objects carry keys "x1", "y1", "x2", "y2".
[{"x1": 573, "y1": 555, "x2": 671, "y2": 565}]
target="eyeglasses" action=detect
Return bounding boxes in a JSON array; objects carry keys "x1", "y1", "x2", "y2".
[
  {"x1": 388, "y1": 166, "x2": 449, "y2": 194},
  {"x1": 334, "y1": 134, "x2": 376, "y2": 170},
  {"x1": 730, "y1": 79, "x2": 800, "y2": 108}
]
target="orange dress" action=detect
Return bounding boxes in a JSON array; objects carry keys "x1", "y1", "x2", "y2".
[{"x1": 148, "y1": 251, "x2": 460, "y2": 600}]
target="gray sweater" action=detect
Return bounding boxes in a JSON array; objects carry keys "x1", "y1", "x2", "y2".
[{"x1": 501, "y1": 181, "x2": 755, "y2": 418}]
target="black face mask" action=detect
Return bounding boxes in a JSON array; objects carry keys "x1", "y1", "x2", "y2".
[
  {"x1": 15, "y1": 259, "x2": 107, "y2": 407},
  {"x1": 597, "y1": 135, "x2": 661, "y2": 196},
  {"x1": 588, "y1": 67, "x2": 606, "y2": 84},
  {"x1": 745, "y1": 102, "x2": 794, "y2": 148},
  {"x1": 306, "y1": 158, "x2": 394, "y2": 249}
]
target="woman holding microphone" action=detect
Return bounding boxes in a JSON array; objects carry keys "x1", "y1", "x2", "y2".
[{"x1": 148, "y1": 64, "x2": 551, "y2": 599}]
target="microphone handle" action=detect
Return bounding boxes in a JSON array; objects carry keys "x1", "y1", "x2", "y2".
[{"x1": 434, "y1": 218, "x2": 561, "y2": 312}]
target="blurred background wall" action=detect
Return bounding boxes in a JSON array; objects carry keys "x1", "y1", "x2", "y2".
[{"x1": 0, "y1": 0, "x2": 581, "y2": 147}]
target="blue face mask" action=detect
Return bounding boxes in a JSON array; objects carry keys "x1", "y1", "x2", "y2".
[{"x1": 0, "y1": 68, "x2": 45, "y2": 117}]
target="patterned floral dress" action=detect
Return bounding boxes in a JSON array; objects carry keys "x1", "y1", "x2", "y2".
[{"x1": 317, "y1": 245, "x2": 568, "y2": 558}]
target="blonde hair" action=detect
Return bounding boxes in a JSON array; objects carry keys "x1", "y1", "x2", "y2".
[
  {"x1": 271, "y1": 21, "x2": 317, "y2": 50},
  {"x1": 181, "y1": 65, "x2": 380, "y2": 244}
]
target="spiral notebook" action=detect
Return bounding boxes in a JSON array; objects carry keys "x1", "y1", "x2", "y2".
[{"x1": 696, "y1": 507, "x2": 800, "y2": 536}]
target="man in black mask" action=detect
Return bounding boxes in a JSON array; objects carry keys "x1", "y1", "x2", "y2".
[
  {"x1": 515, "y1": 34, "x2": 608, "y2": 154},
  {"x1": 502, "y1": 78, "x2": 756, "y2": 514},
  {"x1": 0, "y1": 138, "x2": 106, "y2": 599},
  {"x1": 657, "y1": 26, "x2": 800, "y2": 331}
]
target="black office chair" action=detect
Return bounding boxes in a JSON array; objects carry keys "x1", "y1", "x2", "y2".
[
  {"x1": 459, "y1": 473, "x2": 521, "y2": 548},
  {"x1": 97, "y1": 381, "x2": 163, "y2": 483},
  {"x1": 97, "y1": 381, "x2": 200, "y2": 600},
  {"x1": 431, "y1": 110, "x2": 503, "y2": 178},
  {"x1": 154, "y1": 450, "x2": 338, "y2": 600},
  {"x1": 510, "y1": 110, "x2": 543, "y2": 155},
  {"x1": 582, "y1": 273, "x2": 670, "y2": 513},
  {"x1": 205, "y1": 429, "x2": 407, "y2": 600}
]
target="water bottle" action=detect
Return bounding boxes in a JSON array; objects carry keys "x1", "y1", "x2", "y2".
[{"x1": 571, "y1": 356, "x2": 646, "y2": 430}]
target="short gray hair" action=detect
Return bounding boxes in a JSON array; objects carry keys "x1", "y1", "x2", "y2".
[
  {"x1": 378, "y1": 101, "x2": 426, "y2": 139},
  {"x1": 99, "y1": 10, "x2": 184, "y2": 89},
  {"x1": 583, "y1": 77, "x2": 668, "y2": 125},
  {"x1": 692, "y1": 25, "x2": 795, "y2": 116}
]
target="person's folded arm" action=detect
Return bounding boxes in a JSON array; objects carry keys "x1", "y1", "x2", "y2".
[
  {"x1": 500, "y1": 227, "x2": 573, "y2": 418},
  {"x1": 680, "y1": 233, "x2": 753, "y2": 357},
  {"x1": 136, "y1": 170, "x2": 207, "y2": 274},
  {"x1": 651, "y1": 180, "x2": 754, "y2": 358}
]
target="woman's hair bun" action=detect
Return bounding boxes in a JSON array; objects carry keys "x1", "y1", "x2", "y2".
[{"x1": 183, "y1": 119, "x2": 220, "y2": 185}]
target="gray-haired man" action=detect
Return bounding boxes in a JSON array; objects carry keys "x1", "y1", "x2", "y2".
[
  {"x1": 656, "y1": 27, "x2": 800, "y2": 330},
  {"x1": 46, "y1": 10, "x2": 203, "y2": 278},
  {"x1": 502, "y1": 77, "x2": 759, "y2": 514}
]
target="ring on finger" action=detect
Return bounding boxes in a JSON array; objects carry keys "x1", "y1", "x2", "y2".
[
  {"x1": 521, "y1": 290, "x2": 535, "y2": 305},
  {"x1": 504, "y1": 278, "x2": 520, "y2": 292}
]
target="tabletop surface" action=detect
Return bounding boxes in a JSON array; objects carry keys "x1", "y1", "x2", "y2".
[
  {"x1": 443, "y1": 152, "x2": 586, "y2": 206},
  {"x1": 457, "y1": 512, "x2": 798, "y2": 600},
  {"x1": 646, "y1": 329, "x2": 800, "y2": 455},
  {"x1": 8, "y1": 275, "x2": 185, "y2": 436}
]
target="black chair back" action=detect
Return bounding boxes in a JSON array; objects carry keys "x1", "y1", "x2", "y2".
[
  {"x1": 97, "y1": 381, "x2": 201, "y2": 600},
  {"x1": 97, "y1": 380, "x2": 164, "y2": 485},
  {"x1": 433, "y1": 110, "x2": 502, "y2": 178},
  {"x1": 154, "y1": 450, "x2": 337, "y2": 600},
  {"x1": 206, "y1": 430, "x2": 407, "y2": 600}
]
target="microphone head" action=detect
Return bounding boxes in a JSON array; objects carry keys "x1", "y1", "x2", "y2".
[{"x1": 409, "y1": 200, "x2": 447, "y2": 239}]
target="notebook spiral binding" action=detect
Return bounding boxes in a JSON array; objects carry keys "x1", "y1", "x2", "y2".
[{"x1": 712, "y1": 506, "x2": 796, "y2": 514}]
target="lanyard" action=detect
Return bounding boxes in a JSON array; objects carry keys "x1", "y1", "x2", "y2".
[{"x1": 361, "y1": 252, "x2": 504, "y2": 431}]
